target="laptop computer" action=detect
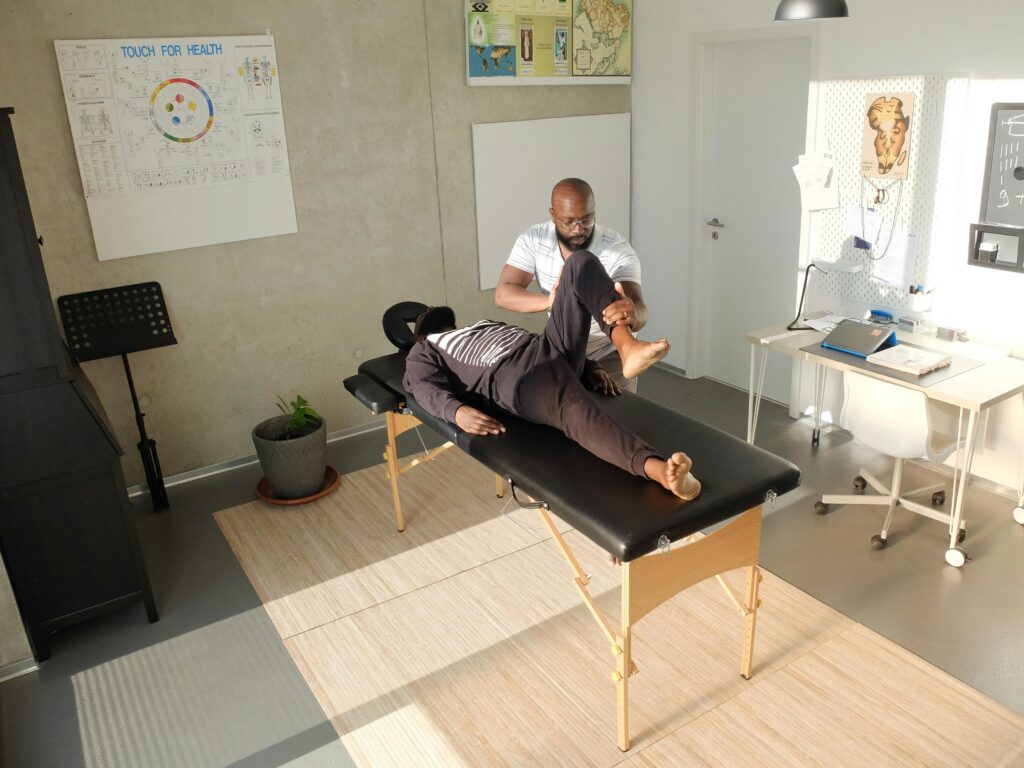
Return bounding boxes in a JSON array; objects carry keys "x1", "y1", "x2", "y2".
[{"x1": 820, "y1": 319, "x2": 897, "y2": 358}]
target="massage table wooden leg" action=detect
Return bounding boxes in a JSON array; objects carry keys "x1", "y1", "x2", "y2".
[
  {"x1": 741, "y1": 565, "x2": 763, "y2": 679},
  {"x1": 383, "y1": 410, "x2": 460, "y2": 531},
  {"x1": 617, "y1": 568, "x2": 633, "y2": 752},
  {"x1": 383, "y1": 412, "x2": 405, "y2": 531}
]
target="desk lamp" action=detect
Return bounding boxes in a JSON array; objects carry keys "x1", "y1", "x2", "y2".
[{"x1": 788, "y1": 262, "x2": 827, "y2": 330}]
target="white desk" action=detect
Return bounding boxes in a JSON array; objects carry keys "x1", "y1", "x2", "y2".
[{"x1": 746, "y1": 324, "x2": 1024, "y2": 567}]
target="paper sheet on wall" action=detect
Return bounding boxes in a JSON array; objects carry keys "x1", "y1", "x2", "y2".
[
  {"x1": 792, "y1": 152, "x2": 839, "y2": 211},
  {"x1": 870, "y1": 230, "x2": 917, "y2": 287},
  {"x1": 846, "y1": 205, "x2": 883, "y2": 247}
]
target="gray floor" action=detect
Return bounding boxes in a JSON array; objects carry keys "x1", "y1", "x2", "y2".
[{"x1": 2, "y1": 369, "x2": 1022, "y2": 767}]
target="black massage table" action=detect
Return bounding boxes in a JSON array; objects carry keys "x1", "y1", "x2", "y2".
[{"x1": 344, "y1": 301, "x2": 800, "y2": 751}]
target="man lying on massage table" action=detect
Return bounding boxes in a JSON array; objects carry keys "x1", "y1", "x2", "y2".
[{"x1": 402, "y1": 248, "x2": 702, "y2": 503}]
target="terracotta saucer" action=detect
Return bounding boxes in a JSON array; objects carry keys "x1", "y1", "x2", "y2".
[{"x1": 256, "y1": 466, "x2": 340, "y2": 506}]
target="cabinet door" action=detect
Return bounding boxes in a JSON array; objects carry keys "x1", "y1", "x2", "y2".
[{"x1": 0, "y1": 110, "x2": 69, "y2": 392}]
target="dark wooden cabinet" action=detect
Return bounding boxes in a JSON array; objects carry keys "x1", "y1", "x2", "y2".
[{"x1": 0, "y1": 107, "x2": 157, "y2": 660}]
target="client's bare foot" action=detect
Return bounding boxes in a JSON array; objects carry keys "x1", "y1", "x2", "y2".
[
  {"x1": 645, "y1": 453, "x2": 701, "y2": 502},
  {"x1": 618, "y1": 335, "x2": 670, "y2": 379},
  {"x1": 665, "y1": 452, "x2": 701, "y2": 501}
]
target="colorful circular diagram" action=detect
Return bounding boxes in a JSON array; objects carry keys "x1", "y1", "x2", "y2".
[{"x1": 149, "y1": 78, "x2": 213, "y2": 143}]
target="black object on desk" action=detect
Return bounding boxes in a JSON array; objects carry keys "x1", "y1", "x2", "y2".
[
  {"x1": 0, "y1": 106, "x2": 157, "y2": 660},
  {"x1": 57, "y1": 282, "x2": 177, "y2": 511}
]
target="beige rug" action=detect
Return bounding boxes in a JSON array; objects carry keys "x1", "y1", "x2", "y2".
[{"x1": 216, "y1": 448, "x2": 1024, "y2": 767}]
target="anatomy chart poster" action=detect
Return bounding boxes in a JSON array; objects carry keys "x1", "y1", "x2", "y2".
[
  {"x1": 55, "y1": 35, "x2": 297, "y2": 261},
  {"x1": 860, "y1": 92, "x2": 914, "y2": 180}
]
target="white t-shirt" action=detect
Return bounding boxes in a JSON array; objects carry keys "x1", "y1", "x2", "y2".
[{"x1": 506, "y1": 221, "x2": 641, "y2": 359}]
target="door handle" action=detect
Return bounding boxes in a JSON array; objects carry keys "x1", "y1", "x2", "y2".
[{"x1": 706, "y1": 218, "x2": 725, "y2": 228}]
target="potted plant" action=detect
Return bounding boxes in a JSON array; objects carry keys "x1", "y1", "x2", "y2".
[{"x1": 252, "y1": 395, "x2": 327, "y2": 500}]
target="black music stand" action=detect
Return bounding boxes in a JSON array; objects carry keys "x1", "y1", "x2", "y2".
[{"x1": 57, "y1": 282, "x2": 177, "y2": 511}]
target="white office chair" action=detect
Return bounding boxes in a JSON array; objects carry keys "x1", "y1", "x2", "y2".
[{"x1": 815, "y1": 371, "x2": 966, "y2": 554}]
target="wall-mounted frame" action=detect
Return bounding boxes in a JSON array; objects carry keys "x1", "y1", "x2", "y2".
[{"x1": 970, "y1": 103, "x2": 1024, "y2": 273}]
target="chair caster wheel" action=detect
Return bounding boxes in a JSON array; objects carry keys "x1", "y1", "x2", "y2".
[
  {"x1": 853, "y1": 476, "x2": 867, "y2": 493},
  {"x1": 870, "y1": 534, "x2": 887, "y2": 550},
  {"x1": 957, "y1": 527, "x2": 966, "y2": 544},
  {"x1": 931, "y1": 490, "x2": 945, "y2": 506},
  {"x1": 1013, "y1": 506, "x2": 1024, "y2": 525},
  {"x1": 814, "y1": 501, "x2": 829, "y2": 515},
  {"x1": 945, "y1": 547, "x2": 968, "y2": 568}
]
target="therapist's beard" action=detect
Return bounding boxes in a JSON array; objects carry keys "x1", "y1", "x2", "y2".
[{"x1": 556, "y1": 228, "x2": 595, "y2": 253}]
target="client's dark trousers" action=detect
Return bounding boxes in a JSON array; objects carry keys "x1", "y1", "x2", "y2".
[{"x1": 499, "y1": 250, "x2": 659, "y2": 478}]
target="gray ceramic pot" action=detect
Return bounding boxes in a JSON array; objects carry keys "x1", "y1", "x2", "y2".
[{"x1": 252, "y1": 415, "x2": 326, "y2": 500}]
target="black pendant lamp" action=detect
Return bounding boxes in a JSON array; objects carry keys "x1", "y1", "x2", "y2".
[{"x1": 774, "y1": 0, "x2": 849, "y2": 21}]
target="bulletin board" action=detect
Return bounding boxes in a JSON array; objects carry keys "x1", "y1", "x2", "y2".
[
  {"x1": 472, "y1": 112, "x2": 630, "y2": 290},
  {"x1": 807, "y1": 74, "x2": 968, "y2": 314},
  {"x1": 55, "y1": 35, "x2": 297, "y2": 261}
]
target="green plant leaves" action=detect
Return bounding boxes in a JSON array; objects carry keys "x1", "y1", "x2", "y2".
[{"x1": 276, "y1": 394, "x2": 321, "y2": 433}]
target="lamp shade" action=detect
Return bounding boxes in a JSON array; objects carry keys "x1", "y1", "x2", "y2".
[{"x1": 774, "y1": 0, "x2": 849, "y2": 20}]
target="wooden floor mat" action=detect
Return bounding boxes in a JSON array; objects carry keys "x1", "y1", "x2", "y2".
[{"x1": 216, "y1": 452, "x2": 1024, "y2": 767}]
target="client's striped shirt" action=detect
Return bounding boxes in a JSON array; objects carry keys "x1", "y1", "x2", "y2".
[
  {"x1": 403, "y1": 320, "x2": 534, "y2": 424},
  {"x1": 429, "y1": 320, "x2": 530, "y2": 367}
]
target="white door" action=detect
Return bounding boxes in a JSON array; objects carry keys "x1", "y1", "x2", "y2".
[{"x1": 698, "y1": 36, "x2": 811, "y2": 403}]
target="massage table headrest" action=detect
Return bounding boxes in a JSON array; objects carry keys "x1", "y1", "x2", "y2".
[{"x1": 383, "y1": 301, "x2": 428, "y2": 351}]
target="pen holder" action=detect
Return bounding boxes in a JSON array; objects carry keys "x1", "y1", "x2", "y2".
[{"x1": 909, "y1": 293, "x2": 932, "y2": 312}]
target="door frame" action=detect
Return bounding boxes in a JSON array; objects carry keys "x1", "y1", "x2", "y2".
[{"x1": 686, "y1": 26, "x2": 823, "y2": 383}]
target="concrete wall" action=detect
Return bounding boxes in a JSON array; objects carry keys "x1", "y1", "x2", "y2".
[
  {"x1": 0, "y1": 1, "x2": 629, "y2": 486},
  {"x1": 0, "y1": 0, "x2": 627, "y2": 665}
]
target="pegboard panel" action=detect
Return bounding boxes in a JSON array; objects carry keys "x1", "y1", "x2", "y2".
[{"x1": 809, "y1": 75, "x2": 968, "y2": 314}]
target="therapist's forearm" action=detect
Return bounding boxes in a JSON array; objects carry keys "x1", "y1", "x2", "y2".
[{"x1": 494, "y1": 283, "x2": 550, "y2": 313}]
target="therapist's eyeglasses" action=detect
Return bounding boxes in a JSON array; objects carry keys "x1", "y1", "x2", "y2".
[{"x1": 556, "y1": 214, "x2": 596, "y2": 230}]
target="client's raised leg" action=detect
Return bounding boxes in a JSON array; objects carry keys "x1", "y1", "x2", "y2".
[{"x1": 546, "y1": 251, "x2": 669, "y2": 378}]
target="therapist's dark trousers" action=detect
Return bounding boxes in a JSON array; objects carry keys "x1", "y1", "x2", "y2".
[{"x1": 501, "y1": 250, "x2": 660, "y2": 478}]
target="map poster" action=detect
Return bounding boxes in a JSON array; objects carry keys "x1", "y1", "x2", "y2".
[
  {"x1": 468, "y1": 11, "x2": 517, "y2": 77},
  {"x1": 467, "y1": 0, "x2": 628, "y2": 83},
  {"x1": 860, "y1": 92, "x2": 915, "y2": 181},
  {"x1": 572, "y1": 0, "x2": 632, "y2": 77},
  {"x1": 54, "y1": 35, "x2": 297, "y2": 261}
]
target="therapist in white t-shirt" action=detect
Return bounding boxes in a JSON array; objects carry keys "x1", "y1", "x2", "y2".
[{"x1": 494, "y1": 177, "x2": 648, "y2": 393}]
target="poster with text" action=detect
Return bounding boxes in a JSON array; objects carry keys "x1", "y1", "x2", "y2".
[
  {"x1": 55, "y1": 35, "x2": 297, "y2": 260},
  {"x1": 467, "y1": 0, "x2": 624, "y2": 83}
]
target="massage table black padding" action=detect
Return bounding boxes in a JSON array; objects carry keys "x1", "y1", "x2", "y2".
[
  {"x1": 344, "y1": 309, "x2": 800, "y2": 562},
  {"x1": 343, "y1": 301, "x2": 801, "y2": 750}
]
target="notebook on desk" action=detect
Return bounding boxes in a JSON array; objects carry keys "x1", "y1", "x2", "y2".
[
  {"x1": 820, "y1": 319, "x2": 897, "y2": 358},
  {"x1": 866, "y1": 344, "x2": 952, "y2": 376}
]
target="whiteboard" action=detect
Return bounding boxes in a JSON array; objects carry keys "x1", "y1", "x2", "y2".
[
  {"x1": 472, "y1": 113, "x2": 630, "y2": 290},
  {"x1": 982, "y1": 103, "x2": 1024, "y2": 228},
  {"x1": 55, "y1": 35, "x2": 297, "y2": 261}
]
